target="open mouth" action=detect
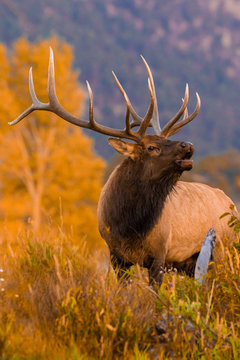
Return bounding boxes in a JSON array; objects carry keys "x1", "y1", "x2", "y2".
[
  {"x1": 183, "y1": 148, "x2": 193, "y2": 160},
  {"x1": 175, "y1": 148, "x2": 194, "y2": 171}
]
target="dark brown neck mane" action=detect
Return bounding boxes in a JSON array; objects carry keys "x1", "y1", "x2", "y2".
[{"x1": 102, "y1": 158, "x2": 178, "y2": 242}]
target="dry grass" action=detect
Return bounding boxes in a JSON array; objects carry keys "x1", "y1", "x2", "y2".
[{"x1": 0, "y1": 226, "x2": 240, "y2": 359}]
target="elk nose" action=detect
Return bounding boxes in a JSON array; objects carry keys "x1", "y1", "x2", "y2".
[
  {"x1": 180, "y1": 141, "x2": 193, "y2": 148},
  {"x1": 179, "y1": 141, "x2": 194, "y2": 155}
]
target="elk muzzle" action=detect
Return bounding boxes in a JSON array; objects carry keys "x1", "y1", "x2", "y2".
[{"x1": 175, "y1": 142, "x2": 194, "y2": 171}]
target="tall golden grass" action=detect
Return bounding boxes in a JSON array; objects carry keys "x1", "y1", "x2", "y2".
[{"x1": 0, "y1": 222, "x2": 240, "y2": 359}]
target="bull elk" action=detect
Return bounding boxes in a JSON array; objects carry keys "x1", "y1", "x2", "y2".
[{"x1": 10, "y1": 48, "x2": 239, "y2": 286}]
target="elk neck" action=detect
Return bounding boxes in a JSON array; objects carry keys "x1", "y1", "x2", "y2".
[{"x1": 102, "y1": 157, "x2": 179, "y2": 242}]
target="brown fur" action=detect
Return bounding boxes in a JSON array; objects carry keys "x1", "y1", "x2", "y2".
[{"x1": 98, "y1": 135, "x2": 238, "y2": 285}]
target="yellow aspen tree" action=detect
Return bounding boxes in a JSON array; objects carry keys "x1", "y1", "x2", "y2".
[
  {"x1": 0, "y1": 44, "x2": 18, "y2": 131},
  {"x1": 0, "y1": 37, "x2": 105, "y2": 247}
]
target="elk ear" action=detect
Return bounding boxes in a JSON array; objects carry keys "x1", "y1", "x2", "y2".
[{"x1": 108, "y1": 138, "x2": 140, "y2": 160}]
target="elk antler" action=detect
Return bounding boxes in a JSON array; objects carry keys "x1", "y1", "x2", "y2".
[
  {"x1": 112, "y1": 59, "x2": 201, "y2": 139},
  {"x1": 9, "y1": 48, "x2": 200, "y2": 141},
  {"x1": 160, "y1": 85, "x2": 201, "y2": 138},
  {"x1": 165, "y1": 91, "x2": 201, "y2": 137},
  {"x1": 9, "y1": 48, "x2": 155, "y2": 143},
  {"x1": 112, "y1": 56, "x2": 161, "y2": 135}
]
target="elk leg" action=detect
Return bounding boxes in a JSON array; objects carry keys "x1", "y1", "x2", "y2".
[
  {"x1": 171, "y1": 252, "x2": 199, "y2": 277},
  {"x1": 110, "y1": 252, "x2": 133, "y2": 280},
  {"x1": 148, "y1": 257, "x2": 165, "y2": 287}
]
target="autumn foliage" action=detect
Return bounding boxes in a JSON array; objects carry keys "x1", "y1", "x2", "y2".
[{"x1": 0, "y1": 37, "x2": 105, "y2": 246}]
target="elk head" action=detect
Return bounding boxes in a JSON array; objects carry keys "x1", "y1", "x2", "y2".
[
  {"x1": 9, "y1": 48, "x2": 200, "y2": 177},
  {"x1": 109, "y1": 135, "x2": 194, "y2": 181}
]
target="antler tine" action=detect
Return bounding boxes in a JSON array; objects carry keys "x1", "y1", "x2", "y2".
[
  {"x1": 48, "y1": 48, "x2": 95, "y2": 130},
  {"x1": 137, "y1": 76, "x2": 155, "y2": 137},
  {"x1": 48, "y1": 48, "x2": 54, "y2": 100},
  {"x1": 112, "y1": 70, "x2": 156, "y2": 134},
  {"x1": 128, "y1": 79, "x2": 155, "y2": 131},
  {"x1": 48, "y1": 47, "x2": 59, "y2": 107},
  {"x1": 182, "y1": 97, "x2": 189, "y2": 120},
  {"x1": 160, "y1": 84, "x2": 189, "y2": 137},
  {"x1": 29, "y1": 67, "x2": 40, "y2": 105},
  {"x1": 112, "y1": 71, "x2": 142, "y2": 136},
  {"x1": 167, "y1": 92, "x2": 201, "y2": 137},
  {"x1": 112, "y1": 71, "x2": 143, "y2": 124},
  {"x1": 140, "y1": 56, "x2": 161, "y2": 135},
  {"x1": 125, "y1": 105, "x2": 131, "y2": 133},
  {"x1": 86, "y1": 81, "x2": 95, "y2": 127},
  {"x1": 8, "y1": 67, "x2": 48, "y2": 125},
  {"x1": 47, "y1": 47, "x2": 82, "y2": 124}
]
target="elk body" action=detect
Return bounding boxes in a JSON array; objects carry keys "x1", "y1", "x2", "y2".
[
  {"x1": 10, "y1": 49, "x2": 238, "y2": 286},
  {"x1": 98, "y1": 159, "x2": 235, "y2": 284}
]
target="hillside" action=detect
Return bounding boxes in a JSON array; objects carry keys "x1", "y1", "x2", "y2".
[{"x1": 1, "y1": 0, "x2": 240, "y2": 158}]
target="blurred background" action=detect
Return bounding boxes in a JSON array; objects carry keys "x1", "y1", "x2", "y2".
[{"x1": 0, "y1": 0, "x2": 240, "y2": 244}]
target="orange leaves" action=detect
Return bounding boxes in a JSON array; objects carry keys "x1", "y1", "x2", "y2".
[
  {"x1": 0, "y1": 37, "x2": 105, "y2": 246},
  {"x1": 0, "y1": 45, "x2": 18, "y2": 130}
]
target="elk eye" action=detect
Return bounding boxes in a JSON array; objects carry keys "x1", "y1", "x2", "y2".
[{"x1": 148, "y1": 146, "x2": 159, "y2": 152}]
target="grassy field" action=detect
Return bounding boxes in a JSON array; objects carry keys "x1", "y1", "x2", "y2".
[{"x1": 0, "y1": 223, "x2": 240, "y2": 359}]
